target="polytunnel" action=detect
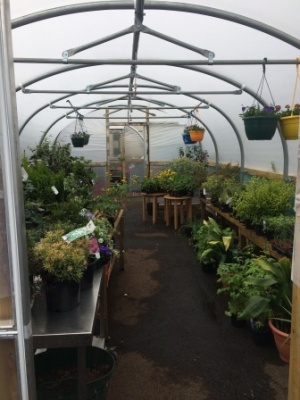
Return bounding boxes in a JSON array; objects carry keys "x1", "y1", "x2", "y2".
[{"x1": 1, "y1": 0, "x2": 300, "y2": 398}]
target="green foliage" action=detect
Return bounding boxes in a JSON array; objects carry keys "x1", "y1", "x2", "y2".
[
  {"x1": 193, "y1": 217, "x2": 236, "y2": 267},
  {"x1": 265, "y1": 214, "x2": 295, "y2": 243},
  {"x1": 238, "y1": 256, "x2": 292, "y2": 332},
  {"x1": 165, "y1": 157, "x2": 208, "y2": 187},
  {"x1": 240, "y1": 105, "x2": 281, "y2": 118},
  {"x1": 22, "y1": 158, "x2": 65, "y2": 204},
  {"x1": 178, "y1": 145, "x2": 209, "y2": 165},
  {"x1": 232, "y1": 177, "x2": 295, "y2": 226},
  {"x1": 203, "y1": 165, "x2": 242, "y2": 205},
  {"x1": 33, "y1": 229, "x2": 89, "y2": 282},
  {"x1": 184, "y1": 124, "x2": 205, "y2": 132},
  {"x1": 93, "y1": 182, "x2": 130, "y2": 218},
  {"x1": 135, "y1": 176, "x2": 162, "y2": 193},
  {"x1": 29, "y1": 140, "x2": 73, "y2": 174}
]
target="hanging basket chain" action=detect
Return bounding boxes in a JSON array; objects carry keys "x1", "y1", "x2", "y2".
[
  {"x1": 252, "y1": 59, "x2": 276, "y2": 108},
  {"x1": 291, "y1": 58, "x2": 300, "y2": 116}
]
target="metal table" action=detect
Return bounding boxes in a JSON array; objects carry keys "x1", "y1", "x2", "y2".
[
  {"x1": 31, "y1": 210, "x2": 124, "y2": 400},
  {"x1": 31, "y1": 267, "x2": 105, "y2": 400}
]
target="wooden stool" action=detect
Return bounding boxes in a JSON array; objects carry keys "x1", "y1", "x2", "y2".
[
  {"x1": 141, "y1": 192, "x2": 166, "y2": 224},
  {"x1": 164, "y1": 195, "x2": 192, "y2": 231}
]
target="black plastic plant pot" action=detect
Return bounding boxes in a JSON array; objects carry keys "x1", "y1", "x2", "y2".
[
  {"x1": 45, "y1": 280, "x2": 80, "y2": 312},
  {"x1": 35, "y1": 346, "x2": 115, "y2": 400},
  {"x1": 243, "y1": 116, "x2": 278, "y2": 140},
  {"x1": 80, "y1": 262, "x2": 95, "y2": 291},
  {"x1": 84, "y1": 134, "x2": 90, "y2": 145},
  {"x1": 71, "y1": 137, "x2": 85, "y2": 147}
]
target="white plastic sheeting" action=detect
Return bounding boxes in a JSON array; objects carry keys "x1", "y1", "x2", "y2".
[{"x1": 9, "y1": 0, "x2": 300, "y2": 177}]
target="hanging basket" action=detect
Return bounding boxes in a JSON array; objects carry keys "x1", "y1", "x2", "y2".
[
  {"x1": 279, "y1": 115, "x2": 300, "y2": 140},
  {"x1": 84, "y1": 134, "x2": 91, "y2": 145},
  {"x1": 242, "y1": 116, "x2": 278, "y2": 140},
  {"x1": 182, "y1": 133, "x2": 196, "y2": 144},
  {"x1": 189, "y1": 129, "x2": 205, "y2": 142},
  {"x1": 71, "y1": 137, "x2": 85, "y2": 147}
]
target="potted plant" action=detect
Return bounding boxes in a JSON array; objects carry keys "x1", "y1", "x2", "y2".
[
  {"x1": 33, "y1": 229, "x2": 90, "y2": 312},
  {"x1": 265, "y1": 214, "x2": 295, "y2": 256},
  {"x1": 231, "y1": 177, "x2": 295, "y2": 229},
  {"x1": 240, "y1": 105, "x2": 281, "y2": 140},
  {"x1": 136, "y1": 176, "x2": 163, "y2": 194},
  {"x1": 193, "y1": 217, "x2": 236, "y2": 273},
  {"x1": 71, "y1": 131, "x2": 90, "y2": 147},
  {"x1": 162, "y1": 157, "x2": 208, "y2": 189},
  {"x1": 93, "y1": 181, "x2": 130, "y2": 219},
  {"x1": 278, "y1": 103, "x2": 300, "y2": 140},
  {"x1": 238, "y1": 256, "x2": 292, "y2": 361},
  {"x1": 162, "y1": 172, "x2": 197, "y2": 196},
  {"x1": 184, "y1": 124, "x2": 205, "y2": 142},
  {"x1": 88, "y1": 216, "x2": 119, "y2": 268}
]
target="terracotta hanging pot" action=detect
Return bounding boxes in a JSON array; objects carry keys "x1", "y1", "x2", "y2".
[
  {"x1": 279, "y1": 115, "x2": 300, "y2": 140},
  {"x1": 189, "y1": 129, "x2": 205, "y2": 142},
  {"x1": 242, "y1": 116, "x2": 278, "y2": 140}
]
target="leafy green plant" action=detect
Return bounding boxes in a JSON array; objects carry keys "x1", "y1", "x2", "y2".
[
  {"x1": 193, "y1": 217, "x2": 236, "y2": 268},
  {"x1": 265, "y1": 214, "x2": 295, "y2": 246},
  {"x1": 93, "y1": 181, "x2": 130, "y2": 218},
  {"x1": 135, "y1": 176, "x2": 162, "y2": 193},
  {"x1": 232, "y1": 177, "x2": 295, "y2": 226},
  {"x1": 240, "y1": 105, "x2": 281, "y2": 118},
  {"x1": 178, "y1": 145, "x2": 209, "y2": 165},
  {"x1": 184, "y1": 124, "x2": 205, "y2": 132},
  {"x1": 164, "y1": 157, "x2": 208, "y2": 188},
  {"x1": 217, "y1": 253, "x2": 270, "y2": 320},
  {"x1": 238, "y1": 256, "x2": 292, "y2": 333},
  {"x1": 277, "y1": 103, "x2": 300, "y2": 117},
  {"x1": 162, "y1": 173, "x2": 197, "y2": 195},
  {"x1": 33, "y1": 229, "x2": 90, "y2": 282}
]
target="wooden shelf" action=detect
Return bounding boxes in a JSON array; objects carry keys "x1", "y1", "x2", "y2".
[{"x1": 200, "y1": 198, "x2": 287, "y2": 260}]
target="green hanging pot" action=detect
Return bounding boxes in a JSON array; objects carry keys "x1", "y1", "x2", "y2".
[
  {"x1": 71, "y1": 137, "x2": 85, "y2": 147},
  {"x1": 242, "y1": 116, "x2": 278, "y2": 140}
]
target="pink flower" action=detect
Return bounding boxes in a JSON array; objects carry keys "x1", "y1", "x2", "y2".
[{"x1": 89, "y1": 237, "x2": 99, "y2": 253}]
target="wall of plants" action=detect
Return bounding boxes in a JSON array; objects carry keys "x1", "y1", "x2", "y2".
[{"x1": 23, "y1": 140, "x2": 130, "y2": 307}]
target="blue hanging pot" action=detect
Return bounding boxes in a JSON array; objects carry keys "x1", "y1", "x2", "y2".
[{"x1": 182, "y1": 133, "x2": 196, "y2": 144}]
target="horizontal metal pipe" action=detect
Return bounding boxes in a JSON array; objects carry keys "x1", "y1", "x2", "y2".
[
  {"x1": 65, "y1": 115, "x2": 187, "y2": 119},
  {"x1": 14, "y1": 57, "x2": 300, "y2": 65},
  {"x1": 23, "y1": 89, "x2": 242, "y2": 95},
  {"x1": 50, "y1": 105, "x2": 209, "y2": 110}
]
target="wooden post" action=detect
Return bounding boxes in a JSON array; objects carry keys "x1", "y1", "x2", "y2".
[
  {"x1": 288, "y1": 127, "x2": 300, "y2": 399},
  {"x1": 146, "y1": 110, "x2": 150, "y2": 178},
  {"x1": 288, "y1": 283, "x2": 300, "y2": 399}
]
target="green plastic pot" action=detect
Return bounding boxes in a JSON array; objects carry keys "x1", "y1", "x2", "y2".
[{"x1": 242, "y1": 116, "x2": 278, "y2": 140}]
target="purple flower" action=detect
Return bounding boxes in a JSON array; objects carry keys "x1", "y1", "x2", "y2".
[
  {"x1": 264, "y1": 105, "x2": 275, "y2": 113},
  {"x1": 100, "y1": 244, "x2": 112, "y2": 255}
]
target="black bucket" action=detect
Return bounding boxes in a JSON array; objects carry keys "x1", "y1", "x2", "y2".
[{"x1": 35, "y1": 346, "x2": 115, "y2": 400}]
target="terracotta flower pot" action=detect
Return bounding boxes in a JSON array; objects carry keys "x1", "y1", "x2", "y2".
[
  {"x1": 279, "y1": 115, "x2": 300, "y2": 140},
  {"x1": 189, "y1": 129, "x2": 205, "y2": 141},
  {"x1": 268, "y1": 319, "x2": 290, "y2": 363}
]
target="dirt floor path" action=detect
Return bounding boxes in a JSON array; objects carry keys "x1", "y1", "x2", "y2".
[{"x1": 106, "y1": 196, "x2": 288, "y2": 400}]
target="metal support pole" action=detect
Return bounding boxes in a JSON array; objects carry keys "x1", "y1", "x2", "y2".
[{"x1": 0, "y1": 1, "x2": 35, "y2": 399}]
